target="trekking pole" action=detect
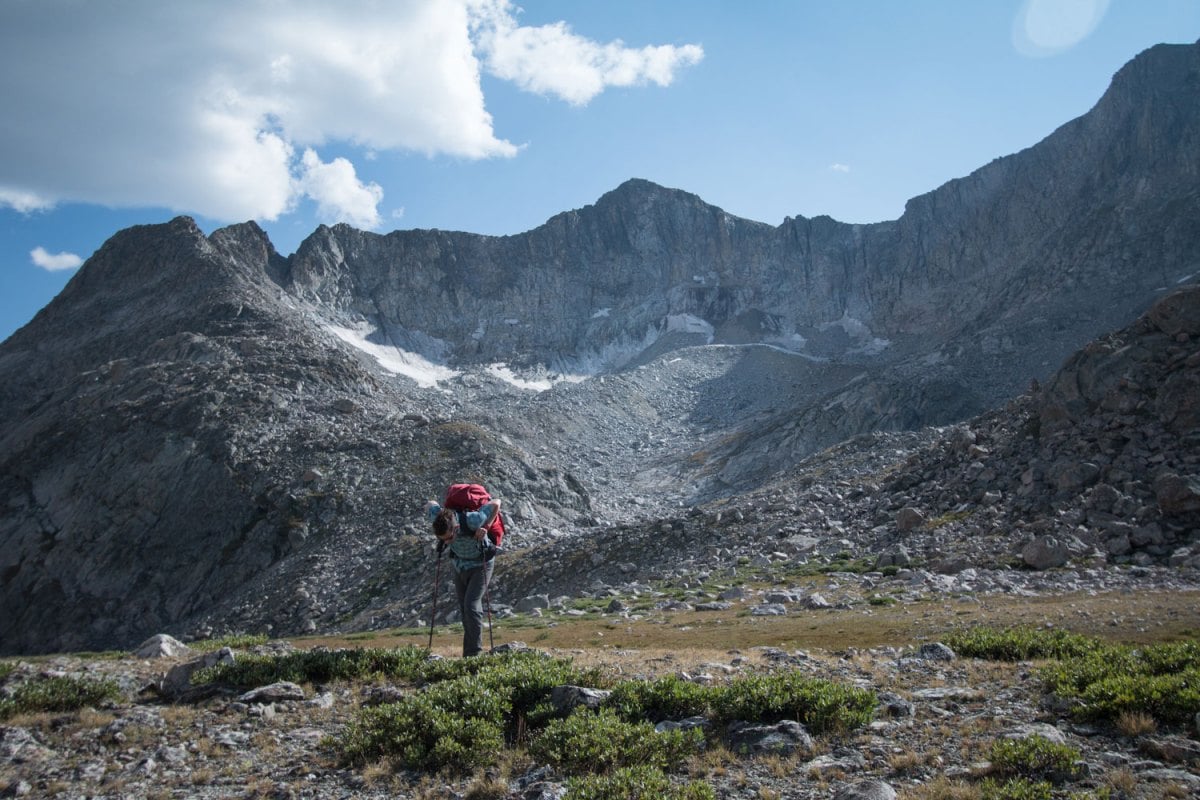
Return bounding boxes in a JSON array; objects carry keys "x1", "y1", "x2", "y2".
[
  {"x1": 428, "y1": 547, "x2": 443, "y2": 652},
  {"x1": 484, "y1": 582, "x2": 495, "y2": 653}
]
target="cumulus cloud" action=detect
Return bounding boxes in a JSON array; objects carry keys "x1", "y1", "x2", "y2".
[
  {"x1": 299, "y1": 149, "x2": 384, "y2": 229},
  {"x1": 1013, "y1": 0, "x2": 1110, "y2": 57},
  {"x1": 0, "y1": 1, "x2": 701, "y2": 227},
  {"x1": 470, "y1": 0, "x2": 704, "y2": 105},
  {"x1": 30, "y1": 247, "x2": 83, "y2": 272},
  {"x1": 829, "y1": 163, "x2": 851, "y2": 173}
]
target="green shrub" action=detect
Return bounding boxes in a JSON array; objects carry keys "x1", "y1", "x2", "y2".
[
  {"x1": 1037, "y1": 638, "x2": 1200, "y2": 726},
  {"x1": 1134, "y1": 640, "x2": 1200, "y2": 674},
  {"x1": 710, "y1": 672, "x2": 875, "y2": 733},
  {"x1": 1039, "y1": 650, "x2": 1138, "y2": 698},
  {"x1": 196, "y1": 645, "x2": 431, "y2": 687},
  {"x1": 0, "y1": 663, "x2": 14, "y2": 682},
  {"x1": 190, "y1": 633, "x2": 270, "y2": 652},
  {"x1": 979, "y1": 777, "x2": 1053, "y2": 800},
  {"x1": 564, "y1": 765, "x2": 715, "y2": 800},
  {"x1": 340, "y1": 693, "x2": 504, "y2": 771},
  {"x1": 418, "y1": 676, "x2": 513, "y2": 726},
  {"x1": 0, "y1": 675, "x2": 122, "y2": 719},
  {"x1": 530, "y1": 708, "x2": 704, "y2": 775},
  {"x1": 988, "y1": 736, "x2": 1081, "y2": 784},
  {"x1": 1074, "y1": 667, "x2": 1200, "y2": 725},
  {"x1": 943, "y1": 627, "x2": 1105, "y2": 662},
  {"x1": 604, "y1": 675, "x2": 712, "y2": 722}
]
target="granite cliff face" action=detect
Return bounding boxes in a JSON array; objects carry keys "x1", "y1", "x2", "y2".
[
  {"x1": 283, "y1": 41, "x2": 1199, "y2": 401},
  {"x1": 1, "y1": 41, "x2": 1199, "y2": 655}
]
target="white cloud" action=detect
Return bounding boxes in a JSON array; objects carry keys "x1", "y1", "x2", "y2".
[
  {"x1": 0, "y1": 1, "x2": 701, "y2": 225},
  {"x1": 299, "y1": 149, "x2": 383, "y2": 228},
  {"x1": 470, "y1": 0, "x2": 704, "y2": 105},
  {"x1": 829, "y1": 163, "x2": 851, "y2": 173},
  {"x1": 30, "y1": 246, "x2": 83, "y2": 272},
  {"x1": 0, "y1": 188, "x2": 54, "y2": 213},
  {"x1": 1013, "y1": 0, "x2": 1110, "y2": 57}
]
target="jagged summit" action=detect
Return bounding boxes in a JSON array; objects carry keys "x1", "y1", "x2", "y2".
[{"x1": 2, "y1": 40, "x2": 1200, "y2": 655}]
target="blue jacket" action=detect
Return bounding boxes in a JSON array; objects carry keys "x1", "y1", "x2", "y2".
[{"x1": 428, "y1": 501, "x2": 498, "y2": 571}]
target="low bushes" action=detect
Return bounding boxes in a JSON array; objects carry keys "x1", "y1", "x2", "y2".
[
  {"x1": 987, "y1": 735, "x2": 1082, "y2": 784},
  {"x1": 191, "y1": 644, "x2": 876, "y2": 783},
  {"x1": 564, "y1": 765, "x2": 716, "y2": 800},
  {"x1": 942, "y1": 626, "x2": 1102, "y2": 662},
  {"x1": 195, "y1": 644, "x2": 431, "y2": 687},
  {"x1": 530, "y1": 708, "x2": 704, "y2": 774},
  {"x1": 340, "y1": 692, "x2": 505, "y2": 770},
  {"x1": 0, "y1": 674, "x2": 121, "y2": 719},
  {"x1": 605, "y1": 671, "x2": 875, "y2": 735},
  {"x1": 947, "y1": 626, "x2": 1200, "y2": 729},
  {"x1": 710, "y1": 671, "x2": 876, "y2": 733},
  {"x1": 604, "y1": 674, "x2": 712, "y2": 722}
]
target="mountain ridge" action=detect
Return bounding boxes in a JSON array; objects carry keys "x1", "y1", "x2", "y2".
[{"x1": 2, "y1": 40, "x2": 1199, "y2": 655}]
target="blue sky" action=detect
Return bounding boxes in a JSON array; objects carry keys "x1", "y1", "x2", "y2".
[{"x1": 1, "y1": 0, "x2": 1197, "y2": 342}]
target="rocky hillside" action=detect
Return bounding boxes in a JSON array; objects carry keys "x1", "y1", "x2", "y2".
[{"x1": 1, "y1": 41, "x2": 1199, "y2": 656}]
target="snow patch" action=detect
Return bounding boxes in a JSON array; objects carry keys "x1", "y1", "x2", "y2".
[
  {"x1": 591, "y1": 308, "x2": 611, "y2": 319},
  {"x1": 485, "y1": 364, "x2": 587, "y2": 391},
  {"x1": 327, "y1": 324, "x2": 458, "y2": 388}
]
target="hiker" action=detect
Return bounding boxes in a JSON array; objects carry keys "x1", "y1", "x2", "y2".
[{"x1": 426, "y1": 488, "x2": 503, "y2": 657}]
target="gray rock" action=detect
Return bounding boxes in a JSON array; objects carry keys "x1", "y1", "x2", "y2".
[
  {"x1": 917, "y1": 642, "x2": 956, "y2": 661},
  {"x1": 895, "y1": 508, "x2": 926, "y2": 532},
  {"x1": 803, "y1": 593, "x2": 833, "y2": 610},
  {"x1": 1155, "y1": 473, "x2": 1200, "y2": 515},
  {"x1": 695, "y1": 601, "x2": 733, "y2": 611},
  {"x1": 515, "y1": 594, "x2": 551, "y2": 612},
  {"x1": 133, "y1": 634, "x2": 191, "y2": 659},
  {"x1": 1022, "y1": 536, "x2": 1071, "y2": 570},
  {"x1": 874, "y1": 544, "x2": 912, "y2": 569},
  {"x1": 726, "y1": 719, "x2": 814, "y2": 756},
  {"x1": 655, "y1": 716, "x2": 711, "y2": 733},
  {"x1": 239, "y1": 681, "x2": 306, "y2": 704},
  {"x1": 550, "y1": 685, "x2": 611, "y2": 714},
  {"x1": 877, "y1": 691, "x2": 915, "y2": 718},
  {"x1": 159, "y1": 647, "x2": 235, "y2": 699},
  {"x1": 750, "y1": 604, "x2": 788, "y2": 616},
  {"x1": 833, "y1": 780, "x2": 897, "y2": 800}
]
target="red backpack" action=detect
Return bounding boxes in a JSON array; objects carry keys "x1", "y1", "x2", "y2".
[{"x1": 444, "y1": 483, "x2": 505, "y2": 547}]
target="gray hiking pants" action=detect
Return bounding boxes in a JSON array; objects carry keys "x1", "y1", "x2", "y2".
[{"x1": 453, "y1": 561, "x2": 494, "y2": 657}]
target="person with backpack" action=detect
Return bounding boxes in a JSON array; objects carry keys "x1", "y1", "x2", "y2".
[{"x1": 426, "y1": 483, "x2": 504, "y2": 657}]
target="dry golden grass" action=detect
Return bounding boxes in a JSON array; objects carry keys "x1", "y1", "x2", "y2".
[
  {"x1": 898, "y1": 776, "x2": 981, "y2": 800},
  {"x1": 299, "y1": 588, "x2": 1200, "y2": 657},
  {"x1": 463, "y1": 775, "x2": 509, "y2": 800},
  {"x1": 190, "y1": 767, "x2": 216, "y2": 786},
  {"x1": 1115, "y1": 709, "x2": 1158, "y2": 737}
]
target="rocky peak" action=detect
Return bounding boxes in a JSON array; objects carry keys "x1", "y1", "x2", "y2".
[{"x1": 2, "y1": 41, "x2": 1200, "y2": 656}]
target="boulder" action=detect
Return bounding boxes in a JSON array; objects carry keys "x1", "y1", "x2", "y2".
[
  {"x1": 895, "y1": 507, "x2": 926, "y2": 531},
  {"x1": 833, "y1": 780, "x2": 897, "y2": 800},
  {"x1": 1022, "y1": 536, "x2": 1071, "y2": 570},
  {"x1": 133, "y1": 634, "x2": 192, "y2": 659},
  {"x1": 239, "y1": 681, "x2": 305, "y2": 704},
  {"x1": 550, "y1": 685, "x2": 611, "y2": 715},
  {"x1": 159, "y1": 647, "x2": 236, "y2": 699},
  {"x1": 726, "y1": 719, "x2": 813, "y2": 756},
  {"x1": 1155, "y1": 473, "x2": 1200, "y2": 515}
]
